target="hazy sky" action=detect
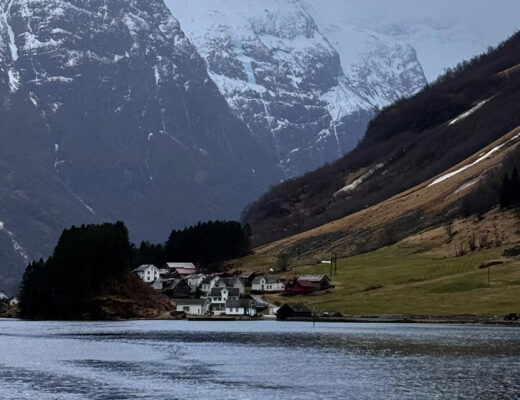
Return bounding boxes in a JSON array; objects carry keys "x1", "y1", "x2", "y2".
[
  {"x1": 304, "y1": 0, "x2": 520, "y2": 80},
  {"x1": 306, "y1": 0, "x2": 519, "y2": 34},
  {"x1": 307, "y1": 0, "x2": 519, "y2": 41}
]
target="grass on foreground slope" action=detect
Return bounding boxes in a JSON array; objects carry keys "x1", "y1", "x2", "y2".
[{"x1": 267, "y1": 244, "x2": 520, "y2": 316}]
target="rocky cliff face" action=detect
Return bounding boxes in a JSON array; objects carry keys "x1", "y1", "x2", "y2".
[
  {"x1": 0, "y1": 0, "x2": 280, "y2": 294},
  {"x1": 166, "y1": 0, "x2": 427, "y2": 177}
]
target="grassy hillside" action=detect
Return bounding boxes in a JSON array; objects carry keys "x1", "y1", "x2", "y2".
[{"x1": 266, "y1": 243, "x2": 520, "y2": 316}]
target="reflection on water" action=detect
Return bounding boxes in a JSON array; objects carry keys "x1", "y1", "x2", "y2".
[{"x1": 0, "y1": 320, "x2": 519, "y2": 399}]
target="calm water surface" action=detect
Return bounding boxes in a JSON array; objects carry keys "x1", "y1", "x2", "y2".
[{"x1": 0, "y1": 320, "x2": 519, "y2": 399}]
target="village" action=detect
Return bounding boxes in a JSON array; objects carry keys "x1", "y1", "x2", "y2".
[{"x1": 133, "y1": 262, "x2": 334, "y2": 320}]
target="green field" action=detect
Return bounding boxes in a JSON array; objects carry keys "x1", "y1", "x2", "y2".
[{"x1": 267, "y1": 244, "x2": 520, "y2": 316}]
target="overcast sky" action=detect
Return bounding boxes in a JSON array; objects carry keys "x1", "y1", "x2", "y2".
[
  {"x1": 305, "y1": 0, "x2": 519, "y2": 37},
  {"x1": 304, "y1": 0, "x2": 520, "y2": 80}
]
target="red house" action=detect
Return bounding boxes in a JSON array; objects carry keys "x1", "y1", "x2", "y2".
[{"x1": 284, "y1": 279, "x2": 314, "y2": 295}]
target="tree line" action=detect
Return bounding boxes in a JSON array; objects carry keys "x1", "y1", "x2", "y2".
[
  {"x1": 134, "y1": 220, "x2": 252, "y2": 270},
  {"x1": 19, "y1": 220, "x2": 252, "y2": 318}
]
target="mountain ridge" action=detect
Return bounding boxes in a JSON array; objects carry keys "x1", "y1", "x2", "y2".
[{"x1": 243, "y1": 31, "x2": 520, "y2": 247}]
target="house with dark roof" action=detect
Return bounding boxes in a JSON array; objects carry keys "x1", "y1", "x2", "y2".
[
  {"x1": 175, "y1": 298, "x2": 210, "y2": 315},
  {"x1": 225, "y1": 298, "x2": 256, "y2": 316},
  {"x1": 297, "y1": 275, "x2": 332, "y2": 291},
  {"x1": 133, "y1": 264, "x2": 160, "y2": 283},
  {"x1": 252, "y1": 275, "x2": 285, "y2": 293},
  {"x1": 239, "y1": 272, "x2": 258, "y2": 287},
  {"x1": 207, "y1": 287, "x2": 240, "y2": 315},
  {"x1": 276, "y1": 303, "x2": 313, "y2": 320},
  {"x1": 162, "y1": 278, "x2": 192, "y2": 298},
  {"x1": 201, "y1": 275, "x2": 220, "y2": 294},
  {"x1": 214, "y1": 276, "x2": 246, "y2": 294}
]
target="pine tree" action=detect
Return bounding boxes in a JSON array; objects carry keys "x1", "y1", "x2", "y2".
[{"x1": 500, "y1": 173, "x2": 510, "y2": 208}]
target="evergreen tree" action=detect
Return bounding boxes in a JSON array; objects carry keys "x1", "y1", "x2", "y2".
[
  {"x1": 500, "y1": 173, "x2": 510, "y2": 208},
  {"x1": 19, "y1": 222, "x2": 133, "y2": 319}
]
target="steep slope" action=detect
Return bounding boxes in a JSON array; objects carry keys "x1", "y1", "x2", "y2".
[
  {"x1": 0, "y1": 0, "x2": 280, "y2": 294},
  {"x1": 256, "y1": 125, "x2": 520, "y2": 260},
  {"x1": 166, "y1": 0, "x2": 426, "y2": 177},
  {"x1": 243, "y1": 32, "x2": 520, "y2": 246}
]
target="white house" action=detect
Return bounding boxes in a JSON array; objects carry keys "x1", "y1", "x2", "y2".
[
  {"x1": 214, "y1": 276, "x2": 246, "y2": 294},
  {"x1": 133, "y1": 264, "x2": 160, "y2": 283},
  {"x1": 252, "y1": 276, "x2": 285, "y2": 293},
  {"x1": 186, "y1": 274, "x2": 206, "y2": 291},
  {"x1": 175, "y1": 298, "x2": 211, "y2": 315},
  {"x1": 9, "y1": 297, "x2": 19, "y2": 306},
  {"x1": 207, "y1": 287, "x2": 240, "y2": 315},
  {"x1": 0, "y1": 291, "x2": 8, "y2": 301},
  {"x1": 201, "y1": 275, "x2": 220, "y2": 294},
  {"x1": 225, "y1": 298, "x2": 256, "y2": 317}
]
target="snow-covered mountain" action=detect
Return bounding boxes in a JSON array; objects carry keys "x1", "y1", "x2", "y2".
[
  {"x1": 0, "y1": 0, "x2": 280, "y2": 294},
  {"x1": 166, "y1": 0, "x2": 427, "y2": 176}
]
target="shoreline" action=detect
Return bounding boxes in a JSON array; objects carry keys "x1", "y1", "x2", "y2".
[{"x1": 2, "y1": 314, "x2": 519, "y2": 326}]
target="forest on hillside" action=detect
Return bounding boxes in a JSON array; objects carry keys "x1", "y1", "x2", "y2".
[{"x1": 19, "y1": 220, "x2": 251, "y2": 319}]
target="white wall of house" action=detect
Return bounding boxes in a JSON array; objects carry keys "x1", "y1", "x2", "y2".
[
  {"x1": 231, "y1": 280, "x2": 246, "y2": 294},
  {"x1": 136, "y1": 266, "x2": 160, "y2": 283},
  {"x1": 252, "y1": 278, "x2": 285, "y2": 292},
  {"x1": 225, "y1": 306, "x2": 256, "y2": 316},
  {"x1": 176, "y1": 303, "x2": 209, "y2": 315},
  {"x1": 187, "y1": 275, "x2": 206, "y2": 290},
  {"x1": 201, "y1": 277, "x2": 219, "y2": 293}
]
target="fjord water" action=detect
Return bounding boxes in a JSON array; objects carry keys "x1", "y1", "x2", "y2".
[{"x1": 0, "y1": 320, "x2": 519, "y2": 399}]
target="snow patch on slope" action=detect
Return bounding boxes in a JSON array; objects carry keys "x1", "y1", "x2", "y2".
[
  {"x1": 335, "y1": 163, "x2": 385, "y2": 196},
  {"x1": 429, "y1": 133, "x2": 520, "y2": 187},
  {"x1": 0, "y1": 221, "x2": 30, "y2": 262},
  {"x1": 449, "y1": 98, "x2": 492, "y2": 126}
]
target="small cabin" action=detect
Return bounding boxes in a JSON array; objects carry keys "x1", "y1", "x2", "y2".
[
  {"x1": 297, "y1": 274, "x2": 332, "y2": 292},
  {"x1": 163, "y1": 278, "x2": 192, "y2": 298},
  {"x1": 276, "y1": 303, "x2": 312, "y2": 320}
]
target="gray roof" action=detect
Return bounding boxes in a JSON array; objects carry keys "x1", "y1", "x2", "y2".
[
  {"x1": 209, "y1": 287, "x2": 239, "y2": 297},
  {"x1": 227, "y1": 276, "x2": 244, "y2": 286},
  {"x1": 133, "y1": 264, "x2": 157, "y2": 272},
  {"x1": 163, "y1": 278, "x2": 189, "y2": 290},
  {"x1": 165, "y1": 262, "x2": 196, "y2": 270},
  {"x1": 252, "y1": 275, "x2": 282, "y2": 285},
  {"x1": 175, "y1": 298, "x2": 209, "y2": 306},
  {"x1": 225, "y1": 298, "x2": 252, "y2": 309},
  {"x1": 202, "y1": 275, "x2": 219, "y2": 284},
  {"x1": 298, "y1": 274, "x2": 329, "y2": 282}
]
